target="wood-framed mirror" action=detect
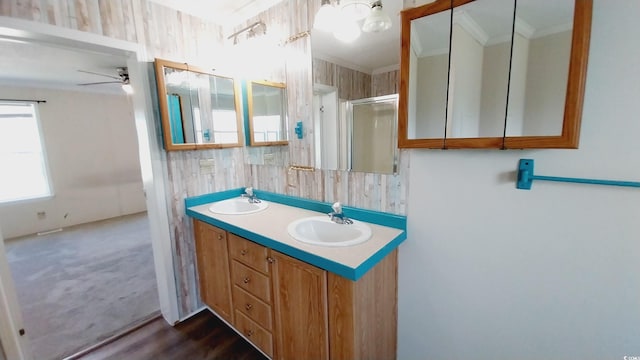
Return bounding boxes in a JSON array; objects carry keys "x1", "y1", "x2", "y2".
[
  {"x1": 154, "y1": 58, "x2": 244, "y2": 151},
  {"x1": 398, "y1": 0, "x2": 592, "y2": 149},
  {"x1": 245, "y1": 80, "x2": 288, "y2": 146}
]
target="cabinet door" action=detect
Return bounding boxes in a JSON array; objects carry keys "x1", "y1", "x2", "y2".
[
  {"x1": 194, "y1": 220, "x2": 234, "y2": 323},
  {"x1": 271, "y1": 251, "x2": 328, "y2": 360}
]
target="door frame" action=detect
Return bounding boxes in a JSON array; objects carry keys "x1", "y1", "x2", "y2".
[{"x1": 0, "y1": 16, "x2": 180, "y2": 359}]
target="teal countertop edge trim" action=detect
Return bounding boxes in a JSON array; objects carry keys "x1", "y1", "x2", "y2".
[
  {"x1": 185, "y1": 188, "x2": 407, "y2": 230},
  {"x1": 184, "y1": 188, "x2": 407, "y2": 281}
]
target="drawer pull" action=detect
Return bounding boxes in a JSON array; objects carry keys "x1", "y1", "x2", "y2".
[
  {"x1": 243, "y1": 277, "x2": 251, "y2": 284},
  {"x1": 266, "y1": 256, "x2": 275, "y2": 264},
  {"x1": 217, "y1": 234, "x2": 224, "y2": 240},
  {"x1": 245, "y1": 303, "x2": 253, "y2": 311},
  {"x1": 240, "y1": 249, "x2": 248, "y2": 255},
  {"x1": 246, "y1": 329, "x2": 254, "y2": 337}
]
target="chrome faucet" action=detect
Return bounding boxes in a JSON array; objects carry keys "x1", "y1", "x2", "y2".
[
  {"x1": 328, "y1": 202, "x2": 353, "y2": 225},
  {"x1": 241, "y1": 187, "x2": 261, "y2": 203}
]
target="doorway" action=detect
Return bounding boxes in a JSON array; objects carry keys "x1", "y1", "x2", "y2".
[
  {"x1": 0, "y1": 18, "x2": 178, "y2": 360},
  {"x1": 0, "y1": 39, "x2": 159, "y2": 359}
]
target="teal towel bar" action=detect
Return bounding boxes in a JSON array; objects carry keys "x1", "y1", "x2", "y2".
[{"x1": 517, "y1": 159, "x2": 640, "y2": 190}]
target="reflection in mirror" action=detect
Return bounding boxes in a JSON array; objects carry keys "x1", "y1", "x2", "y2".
[
  {"x1": 247, "y1": 81, "x2": 288, "y2": 146},
  {"x1": 448, "y1": 0, "x2": 514, "y2": 139},
  {"x1": 350, "y1": 95, "x2": 398, "y2": 174},
  {"x1": 407, "y1": 7, "x2": 451, "y2": 140},
  {"x1": 314, "y1": 89, "x2": 398, "y2": 174},
  {"x1": 310, "y1": 0, "x2": 402, "y2": 173},
  {"x1": 506, "y1": 0, "x2": 574, "y2": 137},
  {"x1": 400, "y1": 0, "x2": 591, "y2": 149},
  {"x1": 154, "y1": 59, "x2": 243, "y2": 151}
]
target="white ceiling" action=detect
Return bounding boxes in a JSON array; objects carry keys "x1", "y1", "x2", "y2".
[
  {"x1": 0, "y1": 38, "x2": 128, "y2": 94},
  {"x1": 311, "y1": 0, "x2": 404, "y2": 74}
]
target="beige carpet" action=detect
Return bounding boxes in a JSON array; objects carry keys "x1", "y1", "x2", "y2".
[{"x1": 5, "y1": 212, "x2": 159, "y2": 360}]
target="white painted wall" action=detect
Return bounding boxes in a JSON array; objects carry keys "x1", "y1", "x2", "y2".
[
  {"x1": 415, "y1": 54, "x2": 449, "y2": 138},
  {"x1": 522, "y1": 31, "x2": 572, "y2": 136},
  {"x1": 505, "y1": 32, "x2": 530, "y2": 136},
  {"x1": 0, "y1": 86, "x2": 146, "y2": 239},
  {"x1": 449, "y1": 24, "x2": 483, "y2": 138},
  {"x1": 398, "y1": 1, "x2": 640, "y2": 358},
  {"x1": 479, "y1": 41, "x2": 510, "y2": 137}
]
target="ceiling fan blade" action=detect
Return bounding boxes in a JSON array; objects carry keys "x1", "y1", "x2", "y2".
[
  {"x1": 77, "y1": 81, "x2": 122, "y2": 86},
  {"x1": 77, "y1": 69, "x2": 122, "y2": 80}
]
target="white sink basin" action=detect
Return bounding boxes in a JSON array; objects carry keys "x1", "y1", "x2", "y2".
[
  {"x1": 208, "y1": 197, "x2": 268, "y2": 215},
  {"x1": 287, "y1": 216, "x2": 372, "y2": 247}
]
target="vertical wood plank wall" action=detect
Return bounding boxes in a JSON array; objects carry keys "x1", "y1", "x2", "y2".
[
  {"x1": 0, "y1": 0, "x2": 408, "y2": 318},
  {"x1": 313, "y1": 58, "x2": 400, "y2": 99}
]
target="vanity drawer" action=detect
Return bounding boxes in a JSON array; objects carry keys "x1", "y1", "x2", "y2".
[
  {"x1": 235, "y1": 310, "x2": 273, "y2": 358},
  {"x1": 229, "y1": 234, "x2": 269, "y2": 274},
  {"x1": 231, "y1": 260, "x2": 271, "y2": 303},
  {"x1": 228, "y1": 234, "x2": 270, "y2": 274},
  {"x1": 233, "y1": 285, "x2": 273, "y2": 331}
]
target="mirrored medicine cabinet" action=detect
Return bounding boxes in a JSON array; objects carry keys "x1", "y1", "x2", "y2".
[
  {"x1": 244, "y1": 80, "x2": 289, "y2": 146},
  {"x1": 154, "y1": 58, "x2": 243, "y2": 151},
  {"x1": 398, "y1": 0, "x2": 593, "y2": 149}
]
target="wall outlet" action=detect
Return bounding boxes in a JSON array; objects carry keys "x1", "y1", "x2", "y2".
[
  {"x1": 263, "y1": 153, "x2": 275, "y2": 165},
  {"x1": 199, "y1": 159, "x2": 215, "y2": 174},
  {"x1": 37, "y1": 211, "x2": 46, "y2": 219}
]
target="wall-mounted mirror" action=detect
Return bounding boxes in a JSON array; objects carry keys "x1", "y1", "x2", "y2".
[
  {"x1": 310, "y1": 0, "x2": 403, "y2": 173},
  {"x1": 399, "y1": 0, "x2": 592, "y2": 149},
  {"x1": 245, "y1": 80, "x2": 288, "y2": 146},
  {"x1": 154, "y1": 58, "x2": 243, "y2": 151}
]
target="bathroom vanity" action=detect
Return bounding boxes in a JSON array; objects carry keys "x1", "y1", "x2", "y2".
[{"x1": 186, "y1": 189, "x2": 406, "y2": 360}]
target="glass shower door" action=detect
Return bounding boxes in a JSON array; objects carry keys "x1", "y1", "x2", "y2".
[{"x1": 349, "y1": 94, "x2": 398, "y2": 174}]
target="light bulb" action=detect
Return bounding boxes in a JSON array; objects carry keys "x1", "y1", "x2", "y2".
[
  {"x1": 314, "y1": 0, "x2": 338, "y2": 32},
  {"x1": 362, "y1": 1, "x2": 392, "y2": 33},
  {"x1": 121, "y1": 83, "x2": 134, "y2": 94},
  {"x1": 333, "y1": 19, "x2": 361, "y2": 43}
]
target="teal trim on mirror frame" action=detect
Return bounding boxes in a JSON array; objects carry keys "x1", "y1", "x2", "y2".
[{"x1": 241, "y1": 80, "x2": 252, "y2": 146}]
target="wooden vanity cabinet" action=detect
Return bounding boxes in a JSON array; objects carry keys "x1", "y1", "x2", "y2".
[
  {"x1": 271, "y1": 251, "x2": 329, "y2": 360},
  {"x1": 193, "y1": 221, "x2": 234, "y2": 324},
  {"x1": 228, "y1": 234, "x2": 275, "y2": 358},
  {"x1": 193, "y1": 220, "x2": 399, "y2": 360}
]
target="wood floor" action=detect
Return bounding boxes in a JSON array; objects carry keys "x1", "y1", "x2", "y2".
[{"x1": 73, "y1": 310, "x2": 267, "y2": 360}]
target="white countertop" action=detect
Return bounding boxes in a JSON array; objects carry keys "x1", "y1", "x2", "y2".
[{"x1": 188, "y1": 199, "x2": 404, "y2": 276}]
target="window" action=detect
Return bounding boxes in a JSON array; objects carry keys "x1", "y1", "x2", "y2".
[{"x1": 0, "y1": 102, "x2": 52, "y2": 203}]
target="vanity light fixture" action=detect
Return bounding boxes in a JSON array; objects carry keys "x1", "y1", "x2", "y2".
[
  {"x1": 314, "y1": 0, "x2": 392, "y2": 42},
  {"x1": 228, "y1": 21, "x2": 268, "y2": 45}
]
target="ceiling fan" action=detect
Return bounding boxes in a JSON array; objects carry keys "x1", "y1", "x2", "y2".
[{"x1": 77, "y1": 67, "x2": 132, "y2": 93}]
